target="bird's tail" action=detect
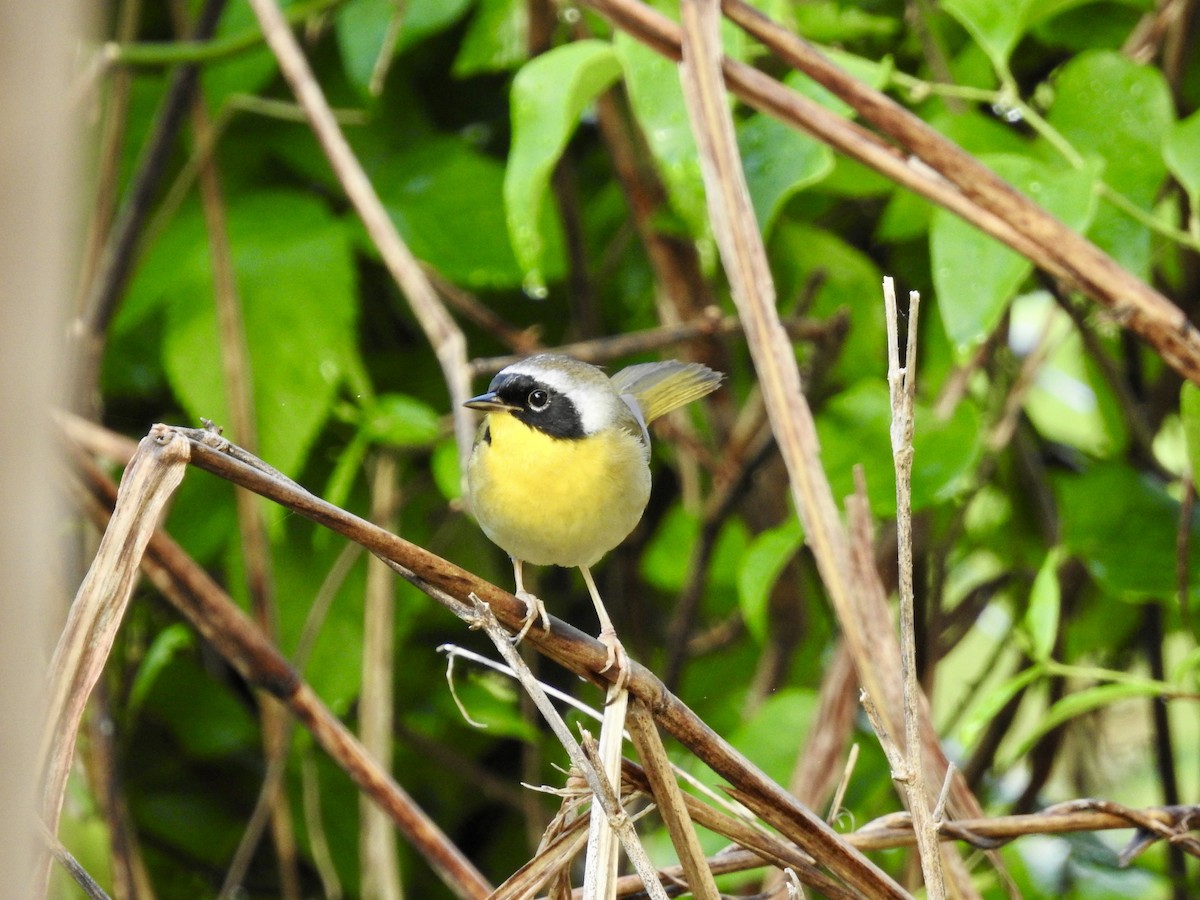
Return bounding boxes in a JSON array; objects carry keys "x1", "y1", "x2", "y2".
[{"x1": 610, "y1": 361, "x2": 723, "y2": 423}]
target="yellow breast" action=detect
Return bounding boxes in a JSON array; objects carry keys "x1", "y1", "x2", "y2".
[{"x1": 467, "y1": 412, "x2": 651, "y2": 568}]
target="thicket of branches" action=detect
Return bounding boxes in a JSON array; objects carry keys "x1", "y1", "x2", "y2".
[{"x1": 47, "y1": 0, "x2": 1200, "y2": 897}]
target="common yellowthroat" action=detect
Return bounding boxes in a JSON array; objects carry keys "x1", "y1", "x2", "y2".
[{"x1": 464, "y1": 354, "x2": 722, "y2": 682}]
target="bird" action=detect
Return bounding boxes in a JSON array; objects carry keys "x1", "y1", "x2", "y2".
[{"x1": 464, "y1": 353, "x2": 722, "y2": 686}]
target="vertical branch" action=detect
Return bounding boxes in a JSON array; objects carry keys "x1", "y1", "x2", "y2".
[
  {"x1": 674, "y1": 3, "x2": 909, "y2": 894},
  {"x1": 361, "y1": 451, "x2": 404, "y2": 900},
  {"x1": 882, "y1": 277, "x2": 945, "y2": 898},
  {"x1": 582, "y1": 686, "x2": 629, "y2": 900},
  {"x1": 2, "y1": 3, "x2": 76, "y2": 893}
]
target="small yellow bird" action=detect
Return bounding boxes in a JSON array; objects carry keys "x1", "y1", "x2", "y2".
[{"x1": 464, "y1": 354, "x2": 722, "y2": 682}]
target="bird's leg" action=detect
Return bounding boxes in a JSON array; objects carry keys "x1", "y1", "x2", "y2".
[
  {"x1": 511, "y1": 558, "x2": 549, "y2": 644},
  {"x1": 579, "y1": 565, "x2": 629, "y2": 691}
]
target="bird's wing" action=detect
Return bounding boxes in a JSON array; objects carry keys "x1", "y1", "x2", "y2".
[{"x1": 610, "y1": 361, "x2": 723, "y2": 424}]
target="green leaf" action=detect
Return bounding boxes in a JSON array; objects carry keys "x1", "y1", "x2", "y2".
[
  {"x1": 1056, "y1": 462, "x2": 1200, "y2": 600},
  {"x1": 432, "y1": 438, "x2": 464, "y2": 501},
  {"x1": 141, "y1": 655, "x2": 259, "y2": 759},
  {"x1": 454, "y1": 0, "x2": 528, "y2": 76},
  {"x1": 337, "y1": 0, "x2": 474, "y2": 95},
  {"x1": 1046, "y1": 50, "x2": 1172, "y2": 204},
  {"x1": 768, "y1": 221, "x2": 886, "y2": 384},
  {"x1": 791, "y1": 2, "x2": 898, "y2": 41},
  {"x1": 737, "y1": 113, "x2": 832, "y2": 234},
  {"x1": 505, "y1": 40, "x2": 623, "y2": 291},
  {"x1": 1011, "y1": 291, "x2": 1124, "y2": 456},
  {"x1": 1025, "y1": 546, "x2": 1064, "y2": 662},
  {"x1": 128, "y1": 624, "x2": 195, "y2": 720},
  {"x1": 360, "y1": 393, "x2": 441, "y2": 447},
  {"x1": 931, "y1": 153, "x2": 1095, "y2": 350},
  {"x1": 958, "y1": 665, "x2": 1043, "y2": 748},
  {"x1": 942, "y1": 0, "x2": 1035, "y2": 67},
  {"x1": 726, "y1": 689, "x2": 817, "y2": 786},
  {"x1": 1165, "y1": 110, "x2": 1200, "y2": 208},
  {"x1": 1181, "y1": 382, "x2": 1200, "y2": 480},
  {"x1": 737, "y1": 519, "x2": 805, "y2": 642},
  {"x1": 372, "y1": 137, "x2": 538, "y2": 289},
  {"x1": 641, "y1": 504, "x2": 699, "y2": 592},
  {"x1": 447, "y1": 672, "x2": 540, "y2": 742},
  {"x1": 161, "y1": 191, "x2": 359, "y2": 478}
]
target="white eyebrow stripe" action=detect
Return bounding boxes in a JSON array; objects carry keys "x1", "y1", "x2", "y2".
[{"x1": 504, "y1": 361, "x2": 612, "y2": 435}]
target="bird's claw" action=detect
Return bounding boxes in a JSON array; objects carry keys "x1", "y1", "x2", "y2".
[
  {"x1": 513, "y1": 589, "x2": 550, "y2": 645},
  {"x1": 598, "y1": 629, "x2": 630, "y2": 695}
]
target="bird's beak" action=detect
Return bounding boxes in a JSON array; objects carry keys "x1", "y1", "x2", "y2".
[{"x1": 464, "y1": 391, "x2": 518, "y2": 412}]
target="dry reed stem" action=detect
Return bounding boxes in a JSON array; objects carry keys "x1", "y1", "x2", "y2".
[
  {"x1": 64, "y1": 447, "x2": 493, "y2": 900},
  {"x1": 625, "y1": 701, "x2": 720, "y2": 900},
  {"x1": 361, "y1": 451, "x2": 403, "y2": 899},
  {"x1": 583, "y1": 686, "x2": 630, "y2": 900},
  {"x1": 40, "y1": 427, "x2": 189, "y2": 870},
  {"x1": 673, "y1": 0, "x2": 934, "y2": 895},
  {"x1": 882, "y1": 278, "x2": 945, "y2": 897}
]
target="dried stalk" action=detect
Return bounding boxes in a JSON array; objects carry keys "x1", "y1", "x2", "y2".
[
  {"x1": 361, "y1": 451, "x2": 403, "y2": 899},
  {"x1": 64, "y1": 448, "x2": 493, "y2": 900},
  {"x1": 625, "y1": 702, "x2": 720, "y2": 900},
  {"x1": 39, "y1": 427, "x2": 190, "y2": 894},
  {"x1": 582, "y1": 687, "x2": 633, "y2": 900},
  {"x1": 882, "y1": 278, "x2": 944, "y2": 896}
]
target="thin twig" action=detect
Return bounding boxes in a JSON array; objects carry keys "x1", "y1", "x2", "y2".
[{"x1": 883, "y1": 277, "x2": 945, "y2": 897}]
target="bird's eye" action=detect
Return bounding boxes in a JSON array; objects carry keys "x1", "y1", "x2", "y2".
[{"x1": 528, "y1": 389, "x2": 550, "y2": 411}]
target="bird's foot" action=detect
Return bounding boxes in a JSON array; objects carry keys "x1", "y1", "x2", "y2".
[
  {"x1": 513, "y1": 589, "x2": 550, "y2": 645},
  {"x1": 598, "y1": 628, "x2": 630, "y2": 694}
]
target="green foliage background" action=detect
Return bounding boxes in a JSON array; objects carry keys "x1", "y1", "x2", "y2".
[{"x1": 68, "y1": 0, "x2": 1200, "y2": 896}]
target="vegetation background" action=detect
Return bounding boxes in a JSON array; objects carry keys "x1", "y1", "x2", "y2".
[{"x1": 47, "y1": 0, "x2": 1200, "y2": 896}]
